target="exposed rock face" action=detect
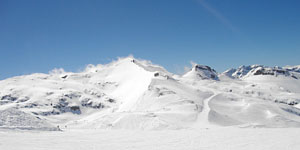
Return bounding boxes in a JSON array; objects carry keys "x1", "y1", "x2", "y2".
[
  {"x1": 284, "y1": 65, "x2": 300, "y2": 73},
  {"x1": 52, "y1": 98, "x2": 81, "y2": 115},
  {"x1": 251, "y1": 67, "x2": 289, "y2": 76},
  {"x1": 195, "y1": 65, "x2": 219, "y2": 80}
]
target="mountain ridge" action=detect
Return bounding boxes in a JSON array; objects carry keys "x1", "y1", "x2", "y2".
[{"x1": 0, "y1": 56, "x2": 300, "y2": 130}]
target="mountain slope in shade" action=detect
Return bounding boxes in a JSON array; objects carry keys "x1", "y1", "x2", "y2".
[{"x1": 0, "y1": 56, "x2": 300, "y2": 130}]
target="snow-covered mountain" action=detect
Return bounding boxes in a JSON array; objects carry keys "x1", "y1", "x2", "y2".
[
  {"x1": 222, "y1": 65, "x2": 300, "y2": 79},
  {"x1": 1, "y1": 56, "x2": 300, "y2": 130},
  {"x1": 183, "y1": 64, "x2": 219, "y2": 80}
]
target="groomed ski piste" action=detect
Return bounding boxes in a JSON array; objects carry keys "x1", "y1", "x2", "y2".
[{"x1": 1, "y1": 56, "x2": 300, "y2": 150}]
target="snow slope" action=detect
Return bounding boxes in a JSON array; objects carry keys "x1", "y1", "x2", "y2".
[{"x1": 0, "y1": 56, "x2": 300, "y2": 130}]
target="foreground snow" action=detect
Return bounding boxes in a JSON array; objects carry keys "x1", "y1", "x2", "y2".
[{"x1": 0, "y1": 128, "x2": 299, "y2": 150}]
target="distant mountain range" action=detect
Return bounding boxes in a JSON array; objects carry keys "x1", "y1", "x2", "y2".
[{"x1": 1, "y1": 56, "x2": 300, "y2": 130}]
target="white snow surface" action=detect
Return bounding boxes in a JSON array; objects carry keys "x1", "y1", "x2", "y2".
[
  {"x1": 1, "y1": 128, "x2": 300, "y2": 150},
  {"x1": 0, "y1": 56, "x2": 300, "y2": 130}
]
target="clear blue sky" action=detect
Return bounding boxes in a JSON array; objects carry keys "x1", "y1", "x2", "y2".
[{"x1": 1, "y1": 0, "x2": 300, "y2": 79}]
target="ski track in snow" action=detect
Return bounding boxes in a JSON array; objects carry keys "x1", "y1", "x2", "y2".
[{"x1": 195, "y1": 93, "x2": 219, "y2": 128}]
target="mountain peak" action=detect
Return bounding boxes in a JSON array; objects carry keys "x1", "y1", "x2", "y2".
[{"x1": 183, "y1": 64, "x2": 219, "y2": 80}]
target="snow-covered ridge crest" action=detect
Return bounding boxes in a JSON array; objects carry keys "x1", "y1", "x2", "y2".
[{"x1": 74, "y1": 56, "x2": 171, "y2": 76}]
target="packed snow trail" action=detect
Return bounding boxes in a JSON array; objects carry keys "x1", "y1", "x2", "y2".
[{"x1": 194, "y1": 93, "x2": 219, "y2": 128}]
